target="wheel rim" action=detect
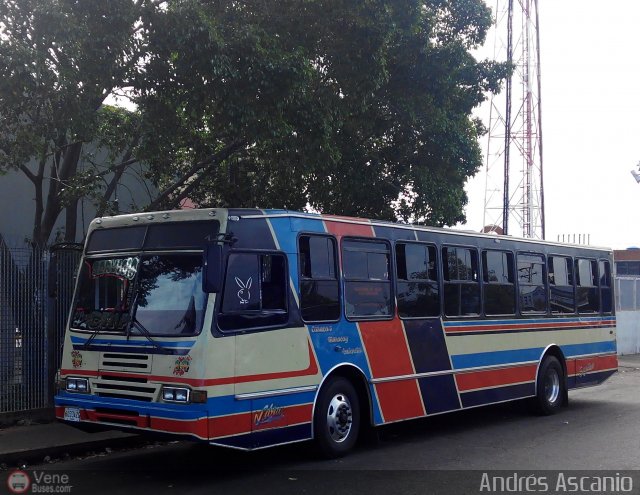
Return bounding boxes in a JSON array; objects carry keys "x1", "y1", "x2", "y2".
[
  {"x1": 544, "y1": 368, "x2": 560, "y2": 404},
  {"x1": 326, "y1": 393, "x2": 353, "y2": 443}
]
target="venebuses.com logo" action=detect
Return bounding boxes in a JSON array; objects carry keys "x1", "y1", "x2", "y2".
[
  {"x1": 6, "y1": 470, "x2": 73, "y2": 494},
  {"x1": 6, "y1": 470, "x2": 30, "y2": 494}
]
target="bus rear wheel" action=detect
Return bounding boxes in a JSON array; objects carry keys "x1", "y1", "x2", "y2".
[
  {"x1": 532, "y1": 355, "x2": 565, "y2": 415},
  {"x1": 313, "y1": 376, "x2": 360, "y2": 458}
]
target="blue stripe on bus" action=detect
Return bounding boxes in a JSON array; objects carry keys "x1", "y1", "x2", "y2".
[
  {"x1": 209, "y1": 391, "x2": 317, "y2": 418},
  {"x1": 56, "y1": 390, "x2": 318, "y2": 421},
  {"x1": 560, "y1": 341, "x2": 617, "y2": 357},
  {"x1": 451, "y1": 347, "x2": 545, "y2": 370},
  {"x1": 403, "y1": 319, "x2": 452, "y2": 373},
  {"x1": 451, "y1": 340, "x2": 616, "y2": 370},
  {"x1": 212, "y1": 422, "x2": 312, "y2": 449},
  {"x1": 55, "y1": 394, "x2": 208, "y2": 420},
  {"x1": 288, "y1": 216, "x2": 327, "y2": 234},
  {"x1": 443, "y1": 316, "x2": 615, "y2": 328},
  {"x1": 70, "y1": 345, "x2": 191, "y2": 356},
  {"x1": 268, "y1": 216, "x2": 297, "y2": 253},
  {"x1": 70, "y1": 336, "x2": 195, "y2": 348},
  {"x1": 418, "y1": 374, "x2": 461, "y2": 414},
  {"x1": 460, "y1": 382, "x2": 535, "y2": 408}
]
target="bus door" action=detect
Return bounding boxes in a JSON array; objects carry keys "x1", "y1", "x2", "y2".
[
  {"x1": 220, "y1": 250, "x2": 312, "y2": 433},
  {"x1": 235, "y1": 328, "x2": 311, "y2": 433}
]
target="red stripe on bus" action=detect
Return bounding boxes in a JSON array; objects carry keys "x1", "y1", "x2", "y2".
[
  {"x1": 359, "y1": 320, "x2": 415, "y2": 378},
  {"x1": 61, "y1": 342, "x2": 319, "y2": 387},
  {"x1": 151, "y1": 417, "x2": 209, "y2": 438},
  {"x1": 571, "y1": 354, "x2": 618, "y2": 377},
  {"x1": 209, "y1": 403, "x2": 313, "y2": 438},
  {"x1": 598, "y1": 355, "x2": 618, "y2": 370},
  {"x1": 374, "y1": 380, "x2": 424, "y2": 422},
  {"x1": 323, "y1": 217, "x2": 374, "y2": 238},
  {"x1": 445, "y1": 320, "x2": 612, "y2": 333},
  {"x1": 455, "y1": 364, "x2": 538, "y2": 392}
]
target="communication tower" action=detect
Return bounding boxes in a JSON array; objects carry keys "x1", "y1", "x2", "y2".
[{"x1": 482, "y1": 0, "x2": 545, "y2": 239}]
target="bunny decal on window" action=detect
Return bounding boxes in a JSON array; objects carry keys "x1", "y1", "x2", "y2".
[{"x1": 235, "y1": 277, "x2": 252, "y2": 304}]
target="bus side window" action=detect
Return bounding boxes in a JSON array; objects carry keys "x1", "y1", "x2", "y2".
[
  {"x1": 396, "y1": 242, "x2": 440, "y2": 318},
  {"x1": 342, "y1": 239, "x2": 392, "y2": 319},
  {"x1": 517, "y1": 253, "x2": 547, "y2": 314},
  {"x1": 218, "y1": 252, "x2": 288, "y2": 331},
  {"x1": 576, "y1": 258, "x2": 599, "y2": 314},
  {"x1": 442, "y1": 246, "x2": 480, "y2": 317},
  {"x1": 298, "y1": 235, "x2": 340, "y2": 322},
  {"x1": 548, "y1": 256, "x2": 575, "y2": 314},
  {"x1": 482, "y1": 250, "x2": 515, "y2": 316},
  {"x1": 599, "y1": 260, "x2": 612, "y2": 314}
]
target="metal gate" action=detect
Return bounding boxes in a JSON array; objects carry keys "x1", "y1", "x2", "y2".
[{"x1": 0, "y1": 241, "x2": 82, "y2": 415}]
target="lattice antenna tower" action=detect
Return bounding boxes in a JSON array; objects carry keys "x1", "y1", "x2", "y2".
[{"x1": 482, "y1": 0, "x2": 545, "y2": 239}]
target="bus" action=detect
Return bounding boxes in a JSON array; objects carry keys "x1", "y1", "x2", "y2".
[{"x1": 54, "y1": 208, "x2": 617, "y2": 457}]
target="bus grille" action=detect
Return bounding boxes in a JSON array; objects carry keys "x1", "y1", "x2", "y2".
[
  {"x1": 92, "y1": 375, "x2": 159, "y2": 402},
  {"x1": 99, "y1": 353, "x2": 152, "y2": 374}
]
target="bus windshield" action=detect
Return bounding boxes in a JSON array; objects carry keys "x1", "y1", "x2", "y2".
[{"x1": 71, "y1": 254, "x2": 207, "y2": 336}]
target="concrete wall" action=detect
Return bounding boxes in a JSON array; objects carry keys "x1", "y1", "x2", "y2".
[
  {"x1": 0, "y1": 146, "x2": 155, "y2": 246},
  {"x1": 617, "y1": 311, "x2": 640, "y2": 355}
]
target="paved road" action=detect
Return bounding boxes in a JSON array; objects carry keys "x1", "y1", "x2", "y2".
[{"x1": 7, "y1": 367, "x2": 640, "y2": 494}]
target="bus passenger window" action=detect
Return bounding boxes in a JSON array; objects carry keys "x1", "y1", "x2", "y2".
[
  {"x1": 482, "y1": 250, "x2": 515, "y2": 315},
  {"x1": 443, "y1": 247, "x2": 480, "y2": 317},
  {"x1": 548, "y1": 256, "x2": 575, "y2": 314},
  {"x1": 576, "y1": 258, "x2": 599, "y2": 314},
  {"x1": 342, "y1": 240, "x2": 392, "y2": 319},
  {"x1": 218, "y1": 252, "x2": 288, "y2": 331},
  {"x1": 599, "y1": 260, "x2": 612, "y2": 314},
  {"x1": 299, "y1": 236, "x2": 340, "y2": 322},
  {"x1": 517, "y1": 254, "x2": 547, "y2": 313},
  {"x1": 396, "y1": 242, "x2": 439, "y2": 318}
]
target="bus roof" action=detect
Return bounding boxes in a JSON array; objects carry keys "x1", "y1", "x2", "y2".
[{"x1": 87, "y1": 208, "x2": 613, "y2": 254}]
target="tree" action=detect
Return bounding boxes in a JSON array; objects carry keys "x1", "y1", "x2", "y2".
[
  {"x1": 0, "y1": 0, "x2": 155, "y2": 245},
  {"x1": 1, "y1": 0, "x2": 509, "y2": 247},
  {"x1": 137, "y1": 0, "x2": 509, "y2": 225}
]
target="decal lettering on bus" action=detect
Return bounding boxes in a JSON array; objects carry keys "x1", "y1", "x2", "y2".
[
  {"x1": 92, "y1": 257, "x2": 139, "y2": 280},
  {"x1": 254, "y1": 404, "x2": 285, "y2": 426}
]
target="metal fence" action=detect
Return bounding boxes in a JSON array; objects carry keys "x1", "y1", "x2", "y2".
[{"x1": 0, "y1": 241, "x2": 81, "y2": 415}]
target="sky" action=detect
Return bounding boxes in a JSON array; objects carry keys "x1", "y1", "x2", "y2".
[{"x1": 461, "y1": 0, "x2": 640, "y2": 250}]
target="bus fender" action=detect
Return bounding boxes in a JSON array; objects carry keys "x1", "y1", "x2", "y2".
[
  {"x1": 311, "y1": 363, "x2": 372, "y2": 439},
  {"x1": 535, "y1": 344, "x2": 568, "y2": 406}
]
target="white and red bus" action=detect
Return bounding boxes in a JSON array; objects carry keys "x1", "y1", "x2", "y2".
[{"x1": 55, "y1": 208, "x2": 617, "y2": 456}]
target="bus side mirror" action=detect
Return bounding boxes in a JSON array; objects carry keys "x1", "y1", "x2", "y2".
[{"x1": 202, "y1": 244, "x2": 223, "y2": 293}]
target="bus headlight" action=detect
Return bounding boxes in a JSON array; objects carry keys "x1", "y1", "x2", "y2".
[
  {"x1": 66, "y1": 377, "x2": 90, "y2": 393},
  {"x1": 162, "y1": 386, "x2": 190, "y2": 403}
]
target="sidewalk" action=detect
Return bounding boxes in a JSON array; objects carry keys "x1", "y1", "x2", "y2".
[
  {"x1": 618, "y1": 353, "x2": 640, "y2": 369},
  {"x1": 2, "y1": 354, "x2": 638, "y2": 469},
  {"x1": 0, "y1": 422, "x2": 141, "y2": 468}
]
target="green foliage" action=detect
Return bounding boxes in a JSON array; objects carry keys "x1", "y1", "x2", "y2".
[
  {"x1": 1, "y1": 0, "x2": 509, "y2": 245},
  {"x1": 0, "y1": 0, "x2": 152, "y2": 244},
  {"x1": 138, "y1": 0, "x2": 510, "y2": 225}
]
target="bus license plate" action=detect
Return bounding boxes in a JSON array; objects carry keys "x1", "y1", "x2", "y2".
[{"x1": 64, "y1": 407, "x2": 81, "y2": 422}]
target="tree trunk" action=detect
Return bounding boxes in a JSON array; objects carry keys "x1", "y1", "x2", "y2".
[
  {"x1": 37, "y1": 142, "x2": 83, "y2": 246},
  {"x1": 64, "y1": 201, "x2": 78, "y2": 242}
]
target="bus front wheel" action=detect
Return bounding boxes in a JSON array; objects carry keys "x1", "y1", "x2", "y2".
[
  {"x1": 313, "y1": 376, "x2": 360, "y2": 458},
  {"x1": 532, "y1": 355, "x2": 565, "y2": 415}
]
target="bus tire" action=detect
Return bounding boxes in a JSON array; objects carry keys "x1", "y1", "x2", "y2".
[
  {"x1": 532, "y1": 355, "x2": 565, "y2": 415},
  {"x1": 313, "y1": 376, "x2": 360, "y2": 458}
]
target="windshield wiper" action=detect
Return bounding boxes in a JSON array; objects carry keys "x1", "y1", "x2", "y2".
[
  {"x1": 83, "y1": 327, "x2": 101, "y2": 350},
  {"x1": 125, "y1": 291, "x2": 171, "y2": 354},
  {"x1": 129, "y1": 317, "x2": 171, "y2": 354}
]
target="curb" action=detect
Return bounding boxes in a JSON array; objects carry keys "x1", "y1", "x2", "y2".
[{"x1": 0, "y1": 435, "x2": 144, "y2": 468}]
